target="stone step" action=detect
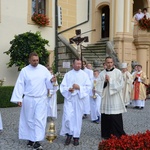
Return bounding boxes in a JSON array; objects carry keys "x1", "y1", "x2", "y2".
[
  {"x1": 82, "y1": 53, "x2": 106, "y2": 57},
  {"x1": 87, "y1": 43, "x2": 106, "y2": 47},
  {"x1": 82, "y1": 49, "x2": 106, "y2": 53},
  {"x1": 81, "y1": 39, "x2": 108, "y2": 69},
  {"x1": 82, "y1": 47, "x2": 106, "y2": 51}
]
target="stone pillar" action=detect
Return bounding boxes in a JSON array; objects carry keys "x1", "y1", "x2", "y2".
[
  {"x1": 112, "y1": 0, "x2": 134, "y2": 71},
  {"x1": 136, "y1": 45, "x2": 149, "y2": 72},
  {"x1": 134, "y1": 24, "x2": 150, "y2": 82},
  {"x1": 114, "y1": 0, "x2": 124, "y2": 33}
]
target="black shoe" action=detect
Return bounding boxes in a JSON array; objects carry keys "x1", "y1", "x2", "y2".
[
  {"x1": 140, "y1": 107, "x2": 144, "y2": 109},
  {"x1": 92, "y1": 120, "x2": 99, "y2": 124},
  {"x1": 82, "y1": 114, "x2": 88, "y2": 119},
  {"x1": 33, "y1": 142, "x2": 43, "y2": 150},
  {"x1": 73, "y1": 138, "x2": 79, "y2": 146},
  {"x1": 134, "y1": 106, "x2": 139, "y2": 109},
  {"x1": 65, "y1": 134, "x2": 72, "y2": 145},
  {"x1": 27, "y1": 140, "x2": 34, "y2": 148}
]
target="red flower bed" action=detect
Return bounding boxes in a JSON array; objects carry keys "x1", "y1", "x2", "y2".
[
  {"x1": 31, "y1": 13, "x2": 50, "y2": 27},
  {"x1": 98, "y1": 130, "x2": 150, "y2": 150}
]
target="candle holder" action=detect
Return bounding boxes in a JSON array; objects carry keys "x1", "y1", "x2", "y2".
[
  {"x1": 47, "y1": 89, "x2": 52, "y2": 98},
  {"x1": 92, "y1": 80, "x2": 97, "y2": 99}
]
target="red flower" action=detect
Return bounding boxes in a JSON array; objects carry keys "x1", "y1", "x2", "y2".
[
  {"x1": 98, "y1": 130, "x2": 150, "y2": 150},
  {"x1": 31, "y1": 13, "x2": 50, "y2": 27},
  {"x1": 138, "y1": 17, "x2": 150, "y2": 31}
]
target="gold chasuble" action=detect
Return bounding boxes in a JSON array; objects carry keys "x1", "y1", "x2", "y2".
[{"x1": 132, "y1": 71, "x2": 147, "y2": 100}]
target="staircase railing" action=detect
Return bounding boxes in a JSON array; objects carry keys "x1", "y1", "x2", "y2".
[{"x1": 58, "y1": 34, "x2": 80, "y2": 58}]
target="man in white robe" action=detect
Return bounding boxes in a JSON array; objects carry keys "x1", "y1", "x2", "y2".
[
  {"x1": 10, "y1": 52, "x2": 55, "y2": 150},
  {"x1": 0, "y1": 112, "x2": 3, "y2": 130},
  {"x1": 82, "y1": 61, "x2": 93, "y2": 118},
  {"x1": 47, "y1": 81, "x2": 59, "y2": 119},
  {"x1": 46, "y1": 67, "x2": 59, "y2": 119},
  {"x1": 90, "y1": 68, "x2": 101, "y2": 124},
  {"x1": 121, "y1": 63, "x2": 133, "y2": 107},
  {"x1": 87, "y1": 63, "x2": 93, "y2": 70},
  {"x1": 60, "y1": 58, "x2": 91, "y2": 146},
  {"x1": 96, "y1": 57, "x2": 126, "y2": 139}
]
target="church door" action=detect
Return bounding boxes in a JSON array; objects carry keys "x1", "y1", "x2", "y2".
[{"x1": 101, "y1": 6, "x2": 110, "y2": 38}]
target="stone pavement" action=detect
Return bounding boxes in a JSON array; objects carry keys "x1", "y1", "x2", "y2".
[{"x1": 0, "y1": 100, "x2": 150, "y2": 150}]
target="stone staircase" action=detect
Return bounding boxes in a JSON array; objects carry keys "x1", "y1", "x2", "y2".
[
  {"x1": 56, "y1": 35, "x2": 115, "y2": 73},
  {"x1": 81, "y1": 38, "x2": 108, "y2": 69}
]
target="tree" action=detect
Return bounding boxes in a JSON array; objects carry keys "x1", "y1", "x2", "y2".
[{"x1": 4, "y1": 31, "x2": 50, "y2": 71}]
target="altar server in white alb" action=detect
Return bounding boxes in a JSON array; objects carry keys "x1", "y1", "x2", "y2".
[
  {"x1": 60, "y1": 58, "x2": 91, "y2": 146},
  {"x1": 121, "y1": 63, "x2": 133, "y2": 107},
  {"x1": 82, "y1": 61, "x2": 93, "y2": 118},
  {"x1": 90, "y1": 68, "x2": 101, "y2": 124},
  {"x1": 95, "y1": 56, "x2": 126, "y2": 139},
  {"x1": 46, "y1": 66, "x2": 59, "y2": 119},
  {"x1": 0, "y1": 112, "x2": 3, "y2": 131},
  {"x1": 10, "y1": 52, "x2": 56, "y2": 150}
]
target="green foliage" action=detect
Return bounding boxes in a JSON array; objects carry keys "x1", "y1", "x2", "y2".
[
  {"x1": 0, "y1": 79, "x2": 5, "y2": 86},
  {"x1": 51, "y1": 61, "x2": 57, "y2": 74},
  {"x1": 0, "y1": 86, "x2": 17, "y2": 108},
  {"x1": 55, "y1": 72, "x2": 64, "y2": 85},
  {"x1": 4, "y1": 31, "x2": 50, "y2": 71},
  {"x1": 0, "y1": 86, "x2": 64, "y2": 108},
  {"x1": 57, "y1": 90, "x2": 64, "y2": 104}
]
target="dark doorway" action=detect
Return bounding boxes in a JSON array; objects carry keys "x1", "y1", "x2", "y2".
[
  {"x1": 101, "y1": 6, "x2": 110, "y2": 38},
  {"x1": 133, "y1": 0, "x2": 146, "y2": 15}
]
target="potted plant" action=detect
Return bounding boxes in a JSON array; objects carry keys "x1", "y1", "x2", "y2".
[{"x1": 31, "y1": 13, "x2": 50, "y2": 27}]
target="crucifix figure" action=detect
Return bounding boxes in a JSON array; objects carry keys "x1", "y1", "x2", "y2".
[{"x1": 69, "y1": 29, "x2": 89, "y2": 62}]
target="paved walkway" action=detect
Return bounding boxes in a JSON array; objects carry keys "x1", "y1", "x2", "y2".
[{"x1": 0, "y1": 100, "x2": 150, "y2": 150}]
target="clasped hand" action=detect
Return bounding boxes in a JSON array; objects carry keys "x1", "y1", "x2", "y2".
[
  {"x1": 105, "y1": 75, "x2": 110, "y2": 82},
  {"x1": 69, "y1": 84, "x2": 80, "y2": 93},
  {"x1": 72, "y1": 84, "x2": 80, "y2": 90}
]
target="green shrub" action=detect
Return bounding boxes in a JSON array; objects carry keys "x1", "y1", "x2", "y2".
[
  {"x1": 4, "y1": 31, "x2": 50, "y2": 71},
  {"x1": 57, "y1": 90, "x2": 64, "y2": 103},
  {"x1": 0, "y1": 86, "x2": 64, "y2": 108}
]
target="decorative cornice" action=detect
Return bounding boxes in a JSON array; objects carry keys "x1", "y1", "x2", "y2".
[
  {"x1": 135, "y1": 45, "x2": 149, "y2": 49},
  {"x1": 113, "y1": 32, "x2": 134, "y2": 42}
]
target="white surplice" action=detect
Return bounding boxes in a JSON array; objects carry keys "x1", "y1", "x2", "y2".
[
  {"x1": 90, "y1": 77, "x2": 101, "y2": 121},
  {"x1": 0, "y1": 112, "x2": 3, "y2": 130},
  {"x1": 10, "y1": 64, "x2": 53, "y2": 141},
  {"x1": 83, "y1": 67, "x2": 93, "y2": 114},
  {"x1": 122, "y1": 71, "x2": 133, "y2": 105},
  {"x1": 47, "y1": 79, "x2": 59, "y2": 119},
  {"x1": 95, "y1": 68, "x2": 127, "y2": 114},
  {"x1": 60, "y1": 69, "x2": 91, "y2": 138}
]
